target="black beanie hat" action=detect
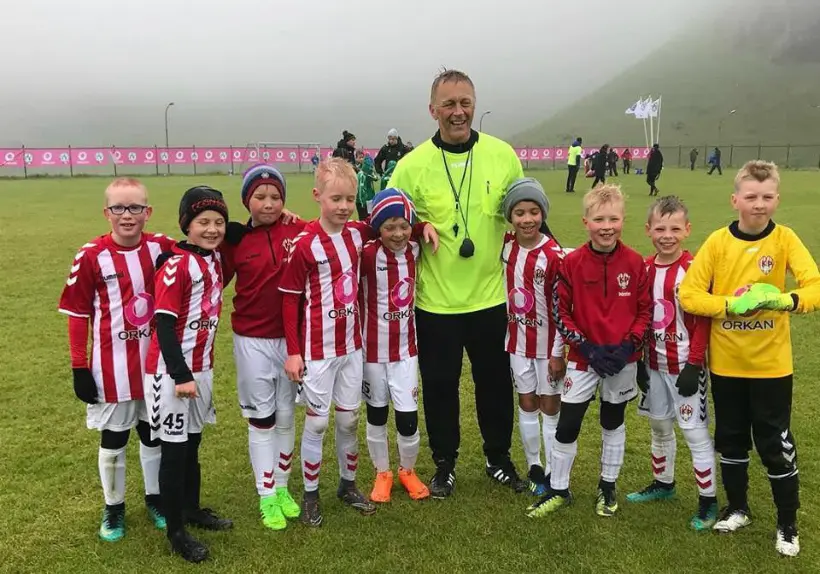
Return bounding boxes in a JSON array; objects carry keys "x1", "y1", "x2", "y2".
[
  {"x1": 343, "y1": 130, "x2": 356, "y2": 143},
  {"x1": 178, "y1": 186, "x2": 229, "y2": 234}
]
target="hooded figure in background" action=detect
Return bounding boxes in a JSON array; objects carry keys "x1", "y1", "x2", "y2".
[
  {"x1": 332, "y1": 130, "x2": 358, "y2": 168},
  {"x1": 374, "y1": 128, "x2": 410, "y2": 175},
  {"x1": 380, "y1": 160, "x2": 397, "y2": 191},
  {"x1": 356, "y1": 155, "x2": 378, "y2": 221}
]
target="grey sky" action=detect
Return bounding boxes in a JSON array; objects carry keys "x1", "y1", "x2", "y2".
[{"x1": 1, "y1": 0, "x2": 716, "y2": 147}]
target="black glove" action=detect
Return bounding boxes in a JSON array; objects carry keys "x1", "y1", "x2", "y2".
[
  {"x1": 636, "y1": 360, "x2": 650, "y2": 394},
  {"x1": 224, "y1": 221, "x2": 249, "y2": 246},
  {"x1": 676, "y1": 363, "x2": 702, "y2": 397},
  {"x1": 602, "y1": 341, "x2": 636, "y2": 375},
  {"x1": 580, "y1": 341, "x2": 618, "y2": 378},
  {"x1": 73, "y1": 368, "x2": 98, "y2": 404}
]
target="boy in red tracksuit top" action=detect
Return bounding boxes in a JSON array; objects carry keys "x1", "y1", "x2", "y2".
[
  {"x1": 220, "y1": 164, "x2": 306, "y2": 531},
  {"x1": 527, "y1": 184, "x2": 651, "y2": 519}
]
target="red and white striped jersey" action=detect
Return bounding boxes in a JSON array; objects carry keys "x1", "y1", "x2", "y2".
[
  {"x1": 646, "y1": 251, "x2": 709, "y2": 374},
  {"x1": 360, "y1": 239, "x2": 420, "y2": 363},
  {"x1": 279, "y1": 220, "x2": 371, "y2": 361},
  {"x1": 146, "y1": 246, "x2": 224, "y2": 375},
  {"x1": 502, "y1": 232, "x2": 565, "y2": 359},
  {"x1": 58, "y1": 232, "x2": 175, "y2": 403}
]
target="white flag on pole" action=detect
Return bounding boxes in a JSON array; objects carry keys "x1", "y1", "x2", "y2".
[
  {"x1": 649, "y1": 98, "x2": 660, "y2": 118},
  {"x1": 634, "y1": 98, "x2": 649, "y2": 119},
  {"x1": 625, "y1": 100, "x2": 639, "y2": 115}
]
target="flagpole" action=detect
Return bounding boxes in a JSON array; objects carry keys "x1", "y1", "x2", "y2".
[
  {"x1": 656, "y1": 95, "x2": 662, "y2": 144},
  {"x1": 648, "y1": 94, "x2": 655, "y2": 146}
]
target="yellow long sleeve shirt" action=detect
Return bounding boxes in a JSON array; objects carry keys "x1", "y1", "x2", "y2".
[{"x1": 679, "y1": 220, "x2": 820, "y2": 378}]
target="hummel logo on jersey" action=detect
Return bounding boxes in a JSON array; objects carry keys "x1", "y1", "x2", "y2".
[{"x1": 100, "y1": 271, "x2": 124, "y2": 282}]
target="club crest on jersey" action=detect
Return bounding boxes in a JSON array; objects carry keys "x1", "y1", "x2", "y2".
[
  {"x1": 758, "y1": 255, "x2": 774, "y2": 275},
  {"x1": 282, "y1": 238, "x2": 293, "y2": 255},
  {"x1": 679, "y1": 403, "x2": 693, "y2": 422},
  {"x1": 564, "y1": 377, "x2": 573, "y2": 393},
  {"x1": 533, "y1": 268, "x2": 546, "y2": 287},
  {"x1": 617, "y1": 273, "x2": 631, "y2": 290}
]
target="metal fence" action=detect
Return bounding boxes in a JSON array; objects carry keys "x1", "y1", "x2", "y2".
[{"x1": 1, "y1": 143, "x2": 819, "y2": 178}]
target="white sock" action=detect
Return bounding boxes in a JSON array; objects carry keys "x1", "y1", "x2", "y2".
[
  {"x1": 541, "y1": 412, "x2": 559, "y2": 476},
  {"x1": 518, "y1": 407, "x2": 542, "y2": 469},
  {"x1": 366, "y1": 423, "x2": 390, "y2": 473},
  {"x1": 550, "y1": 440, "x2": 577, "y2": 491},
  {"x1": 139, "y1": 443, "x2": 161, "y2": 496},
  {"x1": 397, "y1": 431, "x2": 420, "y2": 470},
  {"x1": 249, "y1": 424, "x2": 276, "y2": 497},
  {"x1": 99, "y1": 447, "x2": 126, "y2": 506},
  {"x1": 274, "y1": 409, "x2": 295, "y2": 489},
  {"x1": 601, "y1": 424, "x2": 627, "y2": 483},
  {"x1": 683, "y1": 426, "x2": 717, "y2": 497},
  {"x1": 335, "y1": 410, "x2": 360, "y2": 482},
  {"x1": 649, "y1": 418, "x2": 676, "y2": 485},
  {"x1": 301, "y1": 414, "x2": 328, "y2": 492}
]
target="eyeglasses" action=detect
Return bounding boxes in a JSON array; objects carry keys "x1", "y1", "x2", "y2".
[{"x1": 106, "y1": 204, "x2": 148, "y2": 215}]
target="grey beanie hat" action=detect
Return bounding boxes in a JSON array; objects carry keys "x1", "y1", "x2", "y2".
[{"x1": 502, "y1": 177, "x2": 550, "y2": 224}]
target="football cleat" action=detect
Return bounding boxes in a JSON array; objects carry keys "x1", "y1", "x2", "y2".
[
  {"x1": 430, "y1": 465, "x2": 456, "y2": 499},
  {"x1": 398, "y1": 468, "x2": 430, "y2": 500},
  {"x1": 186, "y1": 508, "x2": 233, "y2": 531},
  {"x1": 486, "y1": 461, "x2": 528, "y2": 493},
  {"x1": 168, "y1": 529, "x2": 209, "y2": 563},
  {"x1": 626, "y1": 480, "x2": 676, "y2": 503},
  {"x1": 276, "y1": 487, "x2": 301, "y2": 520},
  {"x1": 337, "y1": 483, "x2": 377, "y2": 516},
  {"x1": 260, "y1": 495, "x2": 286, "y2": 531},
  {"x1": 775, "y1": 524, "x2": 800, "y2": 557},
  {"x1": 145, "y1": 494, "x2": 166, "y2": 530},
  {"x1": 99, "y1": 503, "x2": 125, "y2": 542},
  {"x1": 527, "y1": 465, "x2": 549, "y2": 497},
  {"x1": 300, "y1": 494, "x2": 323, "y2": 528},
  {"x1": 370, "y1": 471, "x2": 394, "y2": 503},
  {"x1": 690, "y1": 497, "x2": 718, "y2": 531},
  {"x1": 713, "y1": 507, "x2": 752, "y2": 533},
  {"x1": 526, "y1": 491, "x2": 572, "y2": 518},
  {"x1": 596, "y1": 487, "x2": 618, "y2": 517}
]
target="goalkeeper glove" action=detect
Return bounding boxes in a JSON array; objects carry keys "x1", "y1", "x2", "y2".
[
  {"x1": 751, "y1": 283, "x2": 797, "y2": 311},
  {"x1": 605, "y1": 341, "x2": 636, "y2": 375},
  {"x1": 580, "y1": 341, "x2": 618, "y2": 378},
  {"x1": 73, "y1": 368, "x2": 98, "y2": 404},
  {"x1": 636, "y1": 360, "x2": 650, "y2": 394},
  {"x1": 675, "y1": 363, "x2": 702, "y2": 398}
]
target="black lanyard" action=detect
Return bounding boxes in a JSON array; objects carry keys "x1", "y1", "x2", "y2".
[{"x1": 441, "y1": 148, "x2": 474, "y2": 237}]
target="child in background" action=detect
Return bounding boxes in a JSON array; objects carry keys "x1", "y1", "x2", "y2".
[
  {"x1": 679, "y1": 160, "x2": 820, "y2": 556},
  {"x1": 58, "y1": 178, "x2": 173, "y2": 542},
  {"x1": 356, "y1": 155, "x2": 378, "y2": 221},
  {"x1": 626, "y1": 195, "x2": 718, "y2": 531},
  {"x1": 500, "y1": 178, "x2": 565, "y2": 497}
]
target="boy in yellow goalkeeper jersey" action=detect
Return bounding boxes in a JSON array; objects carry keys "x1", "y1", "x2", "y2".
[{"x1": 679, "y1": 160, "x2": 820, "y2": 558}]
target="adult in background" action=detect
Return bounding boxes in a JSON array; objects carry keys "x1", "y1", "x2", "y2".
[
  {"x1": 566, "y1": 137, "x2": 583, "y2": 193},
  {"x1": 332, "y1": 130, "x2": 357, "y2": 168},
  {"x1": 708, "y1": 147, "x2": 722, "y2": 175},
  {"x1": 374, "y1": 129, "x2": 410, "y2": 175},
  {"x1": 608, "y1": 147, "x2": 620, "y2": 177},
  {"x1": 591, "y1": 144, "x2": 609, "y2": 188},
  {"x1": 389, "y1": 68, "x2": 528, "y2": 498},
  {"x1": 689, "y1": 147, "x2": 699, "y2": 171},
  {"x1": 647, "y1": 143, "x2": 664, "y2": 196},
  {"x1": 622, "y1": 147, "x2": 633, "y2": 174}
]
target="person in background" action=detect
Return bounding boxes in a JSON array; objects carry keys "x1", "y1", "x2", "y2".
[
  {"x1": 708, "y1": 147, "x2": 723, "y2": 175},
  {"x1": 374, "y1": 129, "x2": 410, "y2": 175},
  {"x1": 566, "y1": 137, "x2": 583, "y2": 193},
  {"x1": 647, "y1": 143, "x2": 664, "y2": 196},
  {"x1": 622, "y1": 147, "x2": 632, "y2": 174},
  {"x1": 380, "y1": 160, "x2": 397, "y2": 191},
  {"x1": 332, "y1": 130, "x2": 358, "y2": 168},
  {"x1": 356, "y1": 155, "x2": 378, "y2": 220},
  {"x1": 311, "y1": 149, "x2": 321, "y2": 173},
  {"x1": 689, "y1": 148, "x2": 700, "y2": 171},
  {"x1": 591, "y1": 144, "x2": 609, "y2": 188},
  {"x1": 405, "y1": 141, "x2": 414, "y2": 152},
  {"x1": 608, "y1": 147, "x2": 620, "y2": 177}
]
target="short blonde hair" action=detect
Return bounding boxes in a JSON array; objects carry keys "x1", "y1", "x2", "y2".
[
  {"x1": 734, "y1": 160, "x2": 780, "y2": 192},
  {"x1": 104, "y1": 177, "x2": 148, "y2": 204},
  {"x1": 647, "y1": 195, "x2": 688, "y2": 224},
  {"x1": 315, "y1": 158, "x2": 357, "y2": 194},
  {"x1": 583, "y1": 183, "x2": 625, "y2": 216}
]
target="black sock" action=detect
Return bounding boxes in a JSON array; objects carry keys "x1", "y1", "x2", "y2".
[
  {"x1": 720, "y1": 460, "x2": 749, "y2": 511},
  {"x1": 771, "y1": 474, "x2": 799, "y2": 527},
  {"x1": 340, "y1": 478, "x2": 355, "y2": 490},
  {"x1": 160, "y1": 440, "x2": 188, "y2": 535},
  {"x1": 304, "y1": 489, "x2": 319, "y2": 501},
  {"x1": 185, "y1": 433, "x2": 202, "y2": 513},
  {"x1": 598, "y1": 478, "x2": 616, "y2": 493}
]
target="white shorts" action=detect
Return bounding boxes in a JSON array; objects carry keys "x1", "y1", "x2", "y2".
[
  {"x1": 302, "y1": 349, "x2": 363, "y2": 416},
  {"x1": 145, "y1": 371, "x2": 216, "y2": 443},
  {"x1": 637, "y1": 368, "x2": 709, "y2": 429},
  {"x1": 86, "y1": 400, "x2": 148, "y2": 432},
  {"x1": 233, "y1": 334, "x2": 296, "y2": 419},
  {"x1": 362, "y1": 357, "x2": 419, "y2": 412},
  {"x1": 562, "y1": 363, "x2": 638, "y2": 405},
  {"x1": 510, "y1": 355, "x2": 561, "y2": 397}
]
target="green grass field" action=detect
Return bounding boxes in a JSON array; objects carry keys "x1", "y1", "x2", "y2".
[{"x1": 1, "y1": 169, "x2": 819, "y2": 574}]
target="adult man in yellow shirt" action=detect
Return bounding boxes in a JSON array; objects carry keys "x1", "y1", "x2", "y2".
[
  {"x1": 566, "y1": 138, "x2": 583, "y2": 193},
  {"x1": 389, "y1": 69, "x2": 527, "y2": 498}
]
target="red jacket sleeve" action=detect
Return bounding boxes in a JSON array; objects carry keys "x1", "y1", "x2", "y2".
[
  {"x1": 68, "y1": 315, "x2": 90, "y2": 368},
  {"x1": 628, "y1": 259, "x2": 652, "y2": 347},
  {"x1": 687, "y1": 313, "x2": 710, "y2": 366},
  {"x1": 552, "y1": 257, "x2": 587, "y2": 348}
]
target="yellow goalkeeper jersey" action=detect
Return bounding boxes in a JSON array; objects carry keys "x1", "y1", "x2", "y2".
[{"x1": 679, "y1": 220, "x2": 820, "y2": 378}]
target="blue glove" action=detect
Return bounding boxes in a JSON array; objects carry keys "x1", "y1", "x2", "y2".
[
  {"x1": 580, "y1": 341, "x2": 618, "y2": 378},
  {"x1": 603, "y1": 341, "x2": 635, "y2": 375}
]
